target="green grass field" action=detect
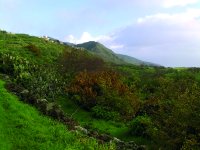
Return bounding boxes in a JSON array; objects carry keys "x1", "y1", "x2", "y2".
[
  {"x1": 58, "y1": 97, "x2": 131, "y2": 139},
  {"x1": 0, "y1": 80, "x2": 114, "y2": 150}
]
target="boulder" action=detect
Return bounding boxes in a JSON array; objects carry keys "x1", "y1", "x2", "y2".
[
  {"x1": 20, "y1": 89, "x2": 29, "y2": 94},
  {"x1": 36, "y1": 98, "x2": 48, "y2": 103},
  {"x1": 75, "y1": 126, "x2": 88, "y2": 135},
  {"x1": 98, "y1": 134, "x2": 112, "y2": 142},
  {"x1": 88, "y1": 130, "x2": 99, "y2": 138},
  {"x1": 113, "y1": 137, "x2": 122, "y2": 143}
]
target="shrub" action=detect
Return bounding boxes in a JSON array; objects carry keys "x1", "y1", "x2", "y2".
[
  {"x1": 129, "y1": 115, "x2": 158, "y2": 139},
  {"x1": 25, "y1": 44, "x2": 41, "y2": 56},
  {"x1": 181, "y1": 138, "x2": 200, "y2": 150},
  {"x1": 68, "y1": 70, "x2": 140, "y2": 120},
  {"x1": 91, "y1": 105, "x2": 121, "y2": 121},
  {"x1": 59, "y1": 49, "x2": 105, "y2": 74}
]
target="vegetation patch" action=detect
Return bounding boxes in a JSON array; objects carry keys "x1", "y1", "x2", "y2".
[{"x1": 1, "y1": 31, "x2": 200, "y2": 149}]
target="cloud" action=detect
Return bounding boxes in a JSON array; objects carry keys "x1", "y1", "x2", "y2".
[
  {"x1": 137, "y1": 9, "x2": 200, "y2": 23},
  {"x1": 162, "y1": 0, "x2": 198, "y2": 8},
  {"x1": 65, "y1": 32, "x2": 113, "y2": 44},
  {"x1": 106, "y1": 9, "x2": 200, "y2": 67},
  {"x1": 91, "y1": 0, "x2": 198, "y2": 10}
]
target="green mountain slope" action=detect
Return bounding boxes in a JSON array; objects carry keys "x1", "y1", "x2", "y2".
[
  {"x1": 117, "y1": 54, "x2": 158, "y2": 66},
  {"x1": 0, "y1": 31, "x2": 67, "y2": 63},
  {"x1": 76, "y1": 41, "x2": 125, "y2": 64},
  {"x1": 116, "y1": 54, "x2": 146, "y2": 65},
  {"x1": 1, "y1": 30, "x2": 200, "y2": 150},
  {"x1": 76, "y1": 41, "x2": 157, "y2": 66},
  {"x1": 0, "y1": 79, "x2": 113, "y2": 150}
]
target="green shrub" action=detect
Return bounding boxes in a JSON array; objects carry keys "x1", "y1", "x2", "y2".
[
  {"x1": 91, "y1": 105, "x2": 121, "y2": 121},
  {"x1": 181, "y1": 138, "x2": 200, "y2": 150},
  {"x1": 68, "y1": 70, "x2": 141, "y2": 120},
  {"x1": 25, "y1": 44, "x2": 41, "y2": 56},
  {"x1": 129, "y1": 115, "x2": 158, "y2": 139}
]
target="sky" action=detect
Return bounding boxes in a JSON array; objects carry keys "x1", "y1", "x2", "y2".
[{"x1": 1, "y1": 0, "x2": 200, "y2": 67}]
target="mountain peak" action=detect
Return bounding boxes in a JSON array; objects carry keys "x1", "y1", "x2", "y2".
[
  {"x1": 76, "y1": 41, "x2": 124, "y2": 64},
  {"x1": 77, "y1": 41, "x2": 103, "y2": 50},
  {"x1": 76, "y1": 41, "x2": 158, "y2": 66}
]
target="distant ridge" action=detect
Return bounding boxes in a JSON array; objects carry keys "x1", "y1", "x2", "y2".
[
  {"x1": 76, "y1": 41, "x2": 125, "y2": 64},
  {"x1": 76, "y1": 41, "x2": 158, "y2": 66},
  {"x1": 117, "y1": 54, "x2": 158, "y2": 66}
]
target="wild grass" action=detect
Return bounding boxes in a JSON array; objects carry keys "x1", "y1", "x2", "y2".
[
  {"x1": 0, "y1": 80, "x2": 115, "y2": 150},
  {"x1": 57, "y1": 97, "x2": 129, "y2": 139}
]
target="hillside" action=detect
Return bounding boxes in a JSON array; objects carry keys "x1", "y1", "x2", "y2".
[
  {"x1": 0, "y1": 31, "x2": 66, "y2": 64},
  {"x1": 116, "y1": 54, "x2": 158, "y2": 66},
  {"x1": 76, "y1": 41, "x2": 155, "y2": 66},
  {"x1": 76, "y1": 41, "x2": 125, "y2": 64},
  {"x1": 1, "y1": 30, "x2": 200, "y2": 150},
  {"x1": 0, "y1": 79, "x2": 114, "y2": 150}
]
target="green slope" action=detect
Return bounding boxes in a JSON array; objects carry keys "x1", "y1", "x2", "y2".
[
  {"x1": 0, "y1": 30, "x2": 156, "y2": 66},
  {"x1": 0, "y1": 79, "x2": 114, "y2": 150},
  {"x1": 116, "y1": 54, "x2": 158, "y2": 66},
  {"x1": 76, "y1": 41, "x2": 125, "y2": 64},
  {"x1": 0, "y1": 31, "x2": 67, "y2": 63},
  {"x1": 76, "y1": 41, "x2": 157, "y2": 66}
]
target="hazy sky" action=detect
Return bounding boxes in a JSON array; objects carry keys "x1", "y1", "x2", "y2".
[{"x1": 1, "y1": 0, "x2": 200, "y2": 67}]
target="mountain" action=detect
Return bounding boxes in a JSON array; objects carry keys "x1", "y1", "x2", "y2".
[
  {"x1": 2, "y1": 30, "x2": 200, "y2": 150},
  {"x1": 76, "y1": 41, "x2": 125, "y2": 64},
  {"x1": 117, "y1": 54, "x2": 158, "y2": 66},
  {"x1": 76, "y1": 41, "x2": 156, "y2": 66},
  {"x1": 63, "y1": 42, "x2": 75, "y2": 46}
]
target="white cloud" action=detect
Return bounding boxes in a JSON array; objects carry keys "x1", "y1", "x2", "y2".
[
  {"x1": 137, "y1": 8, "x2": 200, "y2": 24},
  {"x1": 65, "y1": 8, "x2": 200, "y2": 67},
  {"x1": 106, "y1": 9, "x2": 200, "y2": 67},
  {"x1": 162, "y1": 0, "x2": 198, "y2": 8},
  {"x1": 65, "y1": 32, "x2": 113, "y2": 44}
]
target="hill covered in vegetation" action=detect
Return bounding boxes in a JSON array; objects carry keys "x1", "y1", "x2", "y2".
[
  {"x1": 0, "y1": 79, "x2": 114, "y2": 150},
  {"x1": 116, "y1": 54, "x2": 158, "y2": 66},
  {"x1": 0, "y1": 30, "x2": 200, "y2": 150},
  {"x1": 76, "y1": 41, "x2": 154, "y2": 66},
  {"x1": 76, "y1": 41, "x2": 126, "y2": 64}
]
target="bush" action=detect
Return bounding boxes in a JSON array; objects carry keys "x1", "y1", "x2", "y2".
[
  {"x1": 91, "y1": 105, "x2": 121, "y2": 121},
  {"x1": 68, "y1": 70, "x2": 140, "y2": 120},
  {"x1": 59, "y1": 49, "x2": 105, "y2": 74},
  {"x1": 25, "y1": 44, "x2": 41, "y2": 56},
  {"x1": 0, "y1": 52, "x2": 33, "y2": 79},
  {"x1": 129, "y1": 115, "x2": 158, "y2": 139},
  {"x1": 0, "y1": 52, "x2": 65, "y2": 101},
  {"x1": 181, "y1": 138, "x2": 200, "y2": 150}
]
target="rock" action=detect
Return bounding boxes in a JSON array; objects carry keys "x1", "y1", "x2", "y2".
[
  {"x1": 46, "y1": 102, "x2": 56, "y2": 111},
  {"x1": 20, "y1": 89, "x2": 30, "y2": 100},
  {"x1": 113, "y1": 137, "x2": 122, "y2": 143},
  {"x1": 20, "y1": 89, "x2": 29, "y2": 94},
  {"x1": 35, "y1": 99, "x2": 47, "y2": 113},
  {"x1": 89, "y1": 130, "x2": 99, "y2": 137},
  {"x1": 75, "y1": 126, "x2": 88, "y2": 135},
  {"x1": 5, "y1": 75, "x2": 10, "y2": 79},
  {"x1": 45, "y1": 102, "x2": 65, "y2": 120},
  {"x1": 137, "y1": 145, "x2": 147, "y2": 150},
  {"x1": 98, "y1": 134, "x2": 112, "y2": 142},
  {"x1": 36, "y1": 98, "x2": 48, "y2": 104},
  {"x1": 115, "y1": 140, "x2": 146, "y2": 150}
]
